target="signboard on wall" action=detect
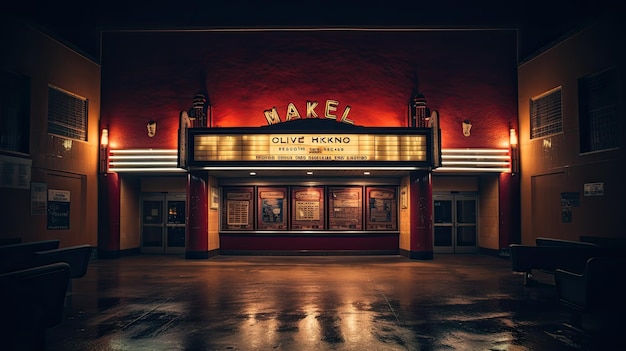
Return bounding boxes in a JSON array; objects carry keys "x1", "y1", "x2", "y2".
[
  {"x1": 192, "y1": 133, "x2": 428, "y2": 162},
  {"x1": 221, "y1": 187, "x2": 254, "y2": 230},
  {"x1": 47, "y1": 189, "x2": 70, "y2": 230},
  {"x1": 31, "y1": 182, "x2": 47, "y2": 215},
  {"x1": 185, "y1": 122, "x2": 434, "y2": 169},
  {"x1": 584, "y1": 182, "x2": 604, "y2": 196}
]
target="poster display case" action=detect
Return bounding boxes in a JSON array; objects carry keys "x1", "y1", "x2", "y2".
[
  {"x1": 257, "y1": 187, "x2": 288, "y2": 230},
  {"x1": 291, "y1": 187, "x2": 325, "y2": 230},
  {"x1": 220, "y1": 185, "x2": 398, "y2": 232},
  {"x1": 221, "y1": 186, "x2": 254, "y2": 230},
  {"x1": 366, "y1": 187, "x2": 398, "y2": 230},
  {"x1": 328, "y1": 187, "x2": 363, "y2": 230}
]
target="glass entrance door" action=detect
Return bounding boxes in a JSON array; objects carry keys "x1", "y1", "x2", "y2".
[
  {"x1": 141, "y1": 193, "x2": 186, "y2": 254},
  {"x1": 433, "y1": 193, "x2": 479, "y2": 254}
]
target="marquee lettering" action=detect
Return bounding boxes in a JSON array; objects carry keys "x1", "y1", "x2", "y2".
[
  {"x1": 264, "y1": 99, "x2": 353, "y2": 125},
  {"x1": 306, "y1": 101, "x2": 319, "y2": 118},
  {"x1": 270, "y1": 136, "x2": 352, "y2": 144}
]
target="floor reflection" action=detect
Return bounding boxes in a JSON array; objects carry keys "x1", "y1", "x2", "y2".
[{"x1": 46, "y1": 255, "x2": 589, "y2": 351}]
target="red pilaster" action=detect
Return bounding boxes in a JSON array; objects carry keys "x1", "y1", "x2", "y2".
[
  {"x1": 98, "y1": 173, "x2": 120, "y2": 258},
  {"x1": 408, "y1": 171, "x2": 433, "y2": 259},
  {"x1": 499, "y1": 173, "x2": 521, "y2": 252},
  {"x1": 186, "y1": 172, "x2": 209, "y2": 259}
]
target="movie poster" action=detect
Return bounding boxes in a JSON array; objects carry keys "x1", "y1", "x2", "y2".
[
  {"x1": 328, "y1": 187, "x2": 362, "y2": 230},
  {"x1": 291, "y1": 187, "x2": 325, "y2": 230},
  {"x1": 258, "y1": 187, "x2": 287, "y2": 230},
  {"x1": 366, "y1": 187, "x2": 397, "y2": 230}
]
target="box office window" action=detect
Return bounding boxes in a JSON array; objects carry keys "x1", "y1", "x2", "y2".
[{"x1": 221, "y1": 185, "x2": 397, "y2": 231}]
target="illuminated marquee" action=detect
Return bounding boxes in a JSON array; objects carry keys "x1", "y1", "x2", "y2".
[
  {"x1": 191, "y1": 133, "x2": 428, "y2": 162},
  {"x1": 264, "y1": 100, "x2": 353, "y2": 125}
]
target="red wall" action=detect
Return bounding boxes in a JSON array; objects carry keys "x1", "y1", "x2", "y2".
[{"x1": 101, "y1": 29, "x2": 517, "y2": 149}]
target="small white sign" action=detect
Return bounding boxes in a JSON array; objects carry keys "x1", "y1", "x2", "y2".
[
  {"x1": 584, "y1": 182, "x2": 604, "y2": 196},
  {"x1": 31, "y1": 182, "x2": 47, "y2": 215},
  {"x1": 48, "y1": 189, "x2": 71, "y2": 202}
]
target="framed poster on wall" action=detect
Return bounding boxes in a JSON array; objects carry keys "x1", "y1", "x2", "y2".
[
  {"x1": 366, "y1": 187, "x2": 397, "y2": 230},
  {"x1": 221, "y1": 186, "x2": 254, "y2": 230},
  {"x1": 257, "y1": 187, "x2": 287, "y2": 230},
  {"x1": 210, "y1": 187, "x2": 220, "y2": 210},
  {"x1": 47, "y1": 189, "x2": 71, "y2": 230},
  {"x1": 401, "y1": 186, "x2": 408, "y2": 209},
  {"x1": 291, "y1": 187, "x2": 325, "y2": 230},
  {"x1": 328, "y1": 187, "x2": 362, "y2": 230}
]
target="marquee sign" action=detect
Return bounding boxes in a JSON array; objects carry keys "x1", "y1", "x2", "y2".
[
  {"x1": 183, "y1": 122, "x2": 434, "y2": 169},
  {"x1": 192, "y1": 133, "x2": 427, "y2": 162}
]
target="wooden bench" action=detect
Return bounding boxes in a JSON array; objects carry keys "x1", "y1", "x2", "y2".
[
  {"x1": 0, "y1": 262, "x2": 71, "y2": 350},
  {"x1": 509, "y1": 239, "x2": 603, "y2": 285},
  {"x1": 555, "y1": 256, "x2": 626, "y2": 334}
]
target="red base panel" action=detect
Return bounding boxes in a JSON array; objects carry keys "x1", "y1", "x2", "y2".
[{"x1": 220, "y1": 233, "x2": 399, "y2": 252}]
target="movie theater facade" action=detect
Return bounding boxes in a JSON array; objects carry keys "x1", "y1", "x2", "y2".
[{"x1": 97, "y1": 28, "x2": 520, "y2": 259}]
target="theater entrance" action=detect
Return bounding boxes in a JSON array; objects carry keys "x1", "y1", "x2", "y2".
[
  {"x1": 433, "y1": 193, "x2": 479, "y2": 253},
  {"x1": 141, "y1": 193, "x2": 186, "y2": 254}
]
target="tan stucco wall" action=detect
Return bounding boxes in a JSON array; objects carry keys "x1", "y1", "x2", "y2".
[
  {"x1": 0, "y1": 19, "x2": 100, "y2": 247},
  {"x1": 518, "y1": 20, "x2": 625, "y2": 244},
  {"x1": 478, "y1": 175, "x2": 499, "y2": 250},
  {"x1": 398, "y1": 175, "x2": 411, "y2": 251},
  {"x1": 208, "y1": 175, "x2": 220, "y2": 251}
]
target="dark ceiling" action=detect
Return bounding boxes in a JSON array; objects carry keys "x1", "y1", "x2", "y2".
[{"x1": 5, "y1": 0, "x2": 619, "y2": 62}]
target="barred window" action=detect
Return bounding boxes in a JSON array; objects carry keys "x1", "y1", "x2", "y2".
[
  {"x1": 530, "y1": 87, "x2": 562, "y2": 139},
  {"x1": 579, "y1": 68, "x2": 619, "y2": 153},
  {"x1": 47, "y1": 85, "x2": 87, "y2": 141}
]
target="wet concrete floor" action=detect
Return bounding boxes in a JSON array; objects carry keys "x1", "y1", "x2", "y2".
[{"x1": 45, "y1": 254, "x2": 611, "y2": 350}]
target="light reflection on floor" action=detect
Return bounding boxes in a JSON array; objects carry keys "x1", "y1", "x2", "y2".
[{"x1": 44, "y1": 255, "x2": 597, "y2": 351}]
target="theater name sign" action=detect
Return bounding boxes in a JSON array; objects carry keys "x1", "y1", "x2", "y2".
[
  {"x1": 191, "y1": 133, "x2": 428, "y2": 162},
  {"x1": 179, "y1": 99, "x2": 438, "y2": 169}
]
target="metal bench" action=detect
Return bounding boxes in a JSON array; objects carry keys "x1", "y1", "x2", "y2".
[
  {"x1": 34, "y1": 244, "x2": 93, "y2": 279},
  {"x1": 509, "y1": 243, "x2": 602, "y2": 285},
  {"x1": 0, "y1": 240, "x2": 60, "y2": 272},
  {"x1": 555, "y1": 256, "x2": 626, "y2": 334},
  {"x1": 0, "y1": 262, "x2": 71, "y2": 350}
]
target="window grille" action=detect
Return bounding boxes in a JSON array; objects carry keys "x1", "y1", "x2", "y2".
[
  {"x1": 579, "y1": 68, "x2": 619, "y2": 152},
  {"x1": 47, "y1": 85, "x2": 87, "y2": 141},
  {"x1": 530, "y1": 87, "x2": 562, "y2": 139}
]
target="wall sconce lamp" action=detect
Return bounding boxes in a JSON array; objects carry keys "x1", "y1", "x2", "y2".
[
  {"x1": 101, "y1": 128, "x2": 109, "y2": 147},
  {"x1": 509, "y1": 127, "x2": 519, "y2": 174},
  {"x1": 509, "y1": 128, "x2": 518, "y2": 147},
  {"x1": 100, "y1": 128, "x2": 109, "y2": 173}
]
